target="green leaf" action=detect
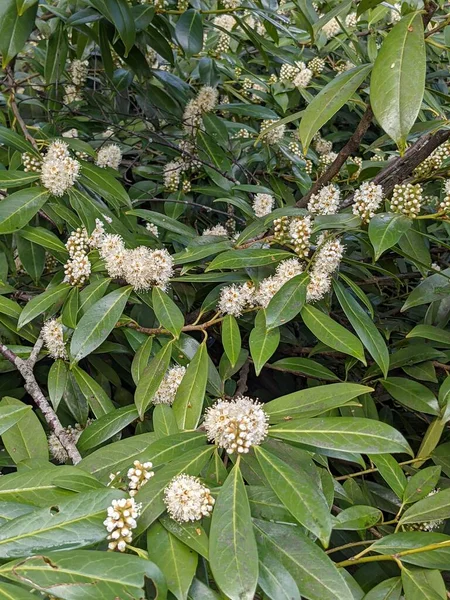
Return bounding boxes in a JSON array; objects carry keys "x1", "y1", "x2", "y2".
[
  {"x1": 0, "y1": 403, "x2": 32, "y2": 438},
  {"x1": 368, "y1": 454, "x2": 407, "y2": 499},
  {"x1": 222, "y1": 315, "x2": 241, "y2": 369},
  {"x1": 210, "y1": 463, "x2": 258, "y2": 600},
  {"x1": 249, "y1": 311, "x2": 280, "y2": 376},
  {"x1": 17, "y1": 283, "x2": 71, "y2": 329},
  {"x1": 0, "y1": 188, "x2": 49, "y2": 234},
  {"x1": 407, "y1": 324, "x2": 450, "y2": 345},
  {"x1": 357, "y1": 0, "x2": 385, "y2": 17},
  {"x1": 269, "y1": 417, "x2": 412, "y2": 455},
  {"x1": 0, "y1": 125, "x2": 39, "y2": 158},
  {"x1": 131, "y1": 335, "x2": 153, "y2": 385},
  {"x1": 0, "y1": 397, "x2": 47, "y2": 463},
  {"x1": 135, "y1": 445, "x2": 213, "y2": 534},
  {"x1": 127, "y1": 209, "x2": 196, "y2": 238},
  {"x1": 400, "y1": 487, "x2": 450, "y2": 525},
  {"x1": 370, "y1": 13, "x2": 425, "y2": 151},
  {"x1": 333, "y1": 505, "x2": 382, "y2": 530},
  {"x1": 258, "y1": 552, "x2": 301, "y2": 600},
  {"x1": 0, "y1": 171, "x2": 39, "y2": 188},
  {"x1": 299, "y1": 64, "x2": 372, "y2": 152},
  {"x1": 264, "y1": 383, "x2": 373, "y2": 422},
  {"x1": 153, "y1": 287, "x2": 184, "y2": 338},
  {"x1": 265, "y1": 272, "x2": 308, "y2": 330},
  {"x1": 135, "y1": 342, "x2": 173, "y2": 419},
  {"x1": 70, "y1": 286, "x2": 132, "y2": 363},
  {"x1": 0, "y1": 0, "x2": 38, "y2": 67},
  {"x1": 0, "y1": 296, "x2": 22, "y2": 320},
  {"x1": 0, "y1": 467, "x2": 80, "y2": 506},
  {"x1": 160, "y1": 515, "x2": 209, "y2": 559},
  {"x1": 381, "y1": 378, "x2": 440, "y2": 416},
  {"x1": 18, "y1": 225, "x2": 68, "y2": 254},
  {"x1": 403, "y1": 466, "x2": 441, "y2": 504},
  {"x1": 71, "y1": 365, "x2": 114, "y2": 417},
  {"x1": 78, "y1": 278, "x2": 111, "y2": 315},
  {"x1": 254, "y1": 446, "x2": 332, "y2": 546},
  {"x1": 47, "y1": 360, "x2": 68, "y2": 410},
  {"x1": 61, "y1": 287, "x2": 79, "y2": 329},
  {"x1": 401, "y1": 567, "x2": 446, "y2": 600},
  {"x1": 147, "y1": 521, "x2": 197, "y2": 600},
  {"x1": 269, "y1": 357, "x2": 339, "y2": 381},
  {"x1": 89, "y1": 0, "x2": 135, "y2": 55},
  {"x1": 77, "y1": 405, "x2": 138, "y2": 452},
  {"x1": 16, "y1": 0, "x2": 39, "y2": 15},
  {"x1": 368, "y1": 213, "x2": 412, "y2": 260},
  {"x1": 175, "y1": 9, "x2": 203, "y2": 57},
  {"x1": 402, "y1": 268, "x2": 450, "y2": 311},
  {"x1": 16, "y1": 235, "x2": 45, "y2": 283},
  {"x1": 333, "y1": 281, "x2": 389, "y2": 377},
  {"x1": 371, "y1": 533, "x2": 450, "y2": 570},
  {"x1": 173, "y1": 342, "x2": 207, "y2": 430},
  {"x1": 363, "y1": 577, "x2": 402, "y2": 600},
  {"x1": 0, "y1": 550, "x2": 167, "y2": 599},
  {"x1": 172, "y1": 241, "x2": 232, "y2": 265},
  {"x1": 254, "y1": 520, "x2": 352, "y2": 600},
  {"x1": 44, "y1": 19, "x2": 68, "y2": 108},
  {"x1": 153, "y1": 405, "x2": 179, "y2": 438},
  {"x1": 207, "y1": 249, "x2": 294, "y2": 271},
  {"x1": 301, "y1": 305, "x2": 366, "y2": 364},
  {"x1": 79, "y1": 161, "x2": 131, "y2": 209}
]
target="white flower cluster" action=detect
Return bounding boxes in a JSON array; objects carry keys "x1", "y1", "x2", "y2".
[
  {"x1": 260, "y1": 119, "x2": 286, "y2": 145},
  {"x1": 322, "y1": 17, "x2": 340, "y2": 39},
  {"x1": 308, "y1": 184, "x2": 340, "y2": 215},
  {"x1": 293, "y1": 67, "x2": 313, "y2": 89},
  {"x1": 204, "y1": 396, "x2": 269, "y2": 454},
  {"x1": 390, "y1": 3, "x2": 401, "y2": 23},
  {"x1": 164, "y1": 474, "x2": 215, "y2": 523},
  {"x1": 222, "y1": 0, "x2": 240, "y2": 7},
  {"x1": 307, "y1": 235, "x2": 344, "y2": 302},
  {"x1": 48, "y1": 423, "x2": 85, "y2": 463},
  {"x1": 439, "y1": 180, "x2": 450, "y2": 212},
  {"x1": 353, "y1": 181, "x2": 384, "y2": 223},
  {"x1": 203, "y1": 224, "x2": 228, "y2": 236},
  {"x1": 390, "y1": 183, "x2": 423, "y2": 218},
  {"x1": 289, "y1": 216, "x2": 312, "y2": 258},
  {"x1": 253, "y1": 193, "x2": 275, "y2": 217},
  {"x1": 335, "y1": 60, "x2": 354, "y2": 74},
  {"x1": 242, "y1": 78, "x2": 266, "y2": 103},
  {"x1": 104, "y1": 497, "x2": 141, "y2": 552},
  {"x1": 42, "y1": 318, "x2": 67, "y2": 360},
  {"x1": 40, "y1": 140, "x2": 80, "y2": 197},
  {"x1": 96, "y1": 144, "x2": 122, "y2": 170},
  {"x1": 64, "y1": 59, "x2": 88, "y2": 105},
  {"x1": 213, "y1": 14, "x2": 235, "y2": 55},
  {"x1": 279, "y1": 61, "x2": 312, "y2": 88},
  {"x1": 62, "y1": 129, "x2": 78, "y2": 138},
  {"x1": 153, "y1": 365, "x2": 186, "y2": 405},
  {"x1": 64, "y1": 226, "x2": 92, "y2": 287},
  {"x1": 163, "y1": 160, "x2": 183, "y2": 191},
  {"x1": 99, "y1": 232, "x2": 174, "y2": 291},
  {"x1": 345, "y1": 12, "x2": 358, "y2": 27},
  {"x1": 308, "y1": 56, "x2": 325, "y2": 74},
  {"x1": 127, "y1": 460, "x2": 154, "y2": 497},
  {"x1": 146, "y1": 222, "x2": 159, "y2": 237},
  {"x1": 22, "y1": 152, "x2": 41, "y2": 172},
  {"x1": 313, "y1": 134, "x2": 333, "y2": 155},
  {"x1": 183, "y1": 86, "x2": 218, "y2": 136},
  {"x1": 217, "y1": 282, "x2": 252, "y2": 317}
]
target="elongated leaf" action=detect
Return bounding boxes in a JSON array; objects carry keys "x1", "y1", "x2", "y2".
[
  {"x1": 334, "y1": 281, "x2": 389, "y2": 377},
  {"x1": 269, "y1": 357, "x2": 339, "y2": 381},
  {"x1": 371, "y1": 533, "x2": 450, "y2": 570},
  {"x1": 264, "y1": 383, "x2": 372, "y2": 422},
  {"x1": 299, "y1": 65, "x2": 372, "y2": 152},
  {"x1": 128, "y1": 209, "x2": 196, "y2": 238},
  {"x1": 403, "y1": 466, "x2": 441, "y2": 504},
  {"x1": 207, "y1": 249, "x2": 293, "y2": 271},
  {"x1": 79, "y1": 161, "x2": 130, "y2": 209},
  {"x1": 222, "y1": 315, "x2": 241, "y2": 369},
  {"x1": 210, "y1": 463, "x2": 258, "y2": 600},
  {"x1": 0, "y1": 188, "x2": 49, "y2": 234},
  {"x1": 61, "y1": 287, "x2": 79, "y2": 329},
  {"x1": 153, "y1": 405, "x2": 179, "y2": 438},
  {"x1": 402, "y1": 268, "x2": 450, "y2": 312},
  {"x1": 176, "y1": 9, "x2": 203, "y2": 57},
  {"x1": 333, "y1": 505, "x2": 382, "y2": 530},
  {"x1": 254, "y1": 520, "x2": 352, "y2": 600},
  {"x1": 78, "y1": 405, "x2": 138, "y2": 452},
  {"x1": 269, "y1": 417, "x2": 412, "y2": 455},
  {"x1": 160, "y1": 515, "x2": 208, "y2": 559},
  {"x1": 254, "y1": 446, "x2": 332, "y2": 546},
  {"x1": 371, "y1": 13, "x2": 425, "y2": 150},
  {"x1": 363, "y1": 577, "x2": 402, "y2": 600},
  {"x1": 70, "y1": 286, "x2": 132, "y2": 363},
  {"x1": 89, "y1": 0, "x2": 135, "y2": 55},
  {"x1": 265, "y1": 273, "x2": 308, "y2": 330},
  {"x1": 78, "y1": 278, "x2": 111, "y2": 315},
  {"x1": 381, "y1": 378, "x2": 440, "y2": 416},
  {"x1": 400, "y1": 487, "x2": 450, "y2": 525},
  {"x1": 0, "y1": 296, "x2": 21, "y2": 320},
  {"x1": 368, "y1": 213, "x2": 412, "y2": 260},
  {"x1": 401, "y1": 566, "x2": 446, "y2": 600},
  {"x1": 0, "y1": 468, "x2": 80, "y2": 506},
  {"x1": 0, "y1": 397, "x2": 47, "y2": 463},
  {"x1": 249, "y1": 311, "x2": 280, "y2": 376},
  {"x1": 135, "y1": 342, "x2": 172, "y2": 419},
  {"x1": 0, "y1": 0, "x2": 38, "y2": 67},
  {"x1": 407, "y1": 324, "x2": 450, "y2": 345},
  {"x1": 0, "y1": 171, "x2": 39, "y2": 188},
  {"x1": 153, "y1": 287, "x2": 184, "y2": 338},
  {"x1": 17, "y1": 284, "x2": 70, "y2": 329},
  {"x1": 0, "y1": 582, "x2": 38, "y2": 600},
  {"x1": 18, "y1": 225, "x2": 68, "y2": 254},
  {"x1": 173, "y1": 342, "x2": 207, "y2": 430},
  {"x1": 258, "y1": 552, "x2": 301, "y2": 600},
  {"x1": 131, "y1": 335, "x2": 153, "y2": 385},
  {"x1": 301, "y1": 305, "x2": 366, "y2": 364},
  {"x1": 369, "y1": 454, "x2": 407, "y2": 499},
  {"x1": 0, "y1": 403, "x2": 32, "y2": 438},
  {"x1": 48, "y1": 359, "x2": 68, "y2": 410},
  {"x1": 0, "y1": 125, "x2": 39, "y2": 158}
]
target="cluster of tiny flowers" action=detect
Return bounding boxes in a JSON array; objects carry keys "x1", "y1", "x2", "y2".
[
  {"x1": 69, "y1": 59, "x2": 89, "y2": 86},
  {"x1": 308, "y1": 184, "x2": 340, "y2": 215},
  {"x1": 213, "y1": 15, "x2": 235, "y2": 55},
  {"x1": 204, "y1": 396, "x2": 269, "y2": 454},
  {"x1": 104, "y1": 497, "x2": 141, "y2": 552},
  {"x1": 345, "y1": 12, "x2": 358, "y2": 27},
  {"x1": 415, "y1": 141, "x2": 450, "y2": 177},
  {"x1": 308, "y1": 56, "x2": 325, "y2": 74},
  {"x1": 390, "y1": 3, "x2": 401, "y2": 23},
  {"x1": 348, "y1": 156, "x2": 362, "y2": 179},
  {"x1": 242, "y1": 78, "x2": 266, "y2": 103},
  {"x1": 260, "y1": 119, "x2": 286, "y2": 145},
  {"x1": 253, "y1": 193, "x2": 275, "y2": 217},
  {"x1": 293, "y1": 67, "x2": 313, "y2": 88},
  {"x1": 335, "y1": 60, "x2": 354, "y2": 74},
  {"x1": 127, "y1": 460, "x2": 154, "y2": 497},
  {"x1": 140, "y1": 0, "x2": 168, "y2": 7},
  {"x1": 146, "y1": 222, "x2": 159, "y2": 237},
  {"x1": 222, "y1": 0, "x2": 240, "y2": 7},
  {"x1": 268, "y1": 73, "x2": 278, "y2": 84},
  {"x1": 273, "y1": 216, "x2": 290, "y2": 243},
  {"x1": 289, "y1": 216, "x2": 312, "y2": 258},
  {"x1": 439, "y1": 180, "x2": 450, "y2": 212},
  {"x1": 163, "y1": 160, "x2": 183, "y2": 191},
  {"x1": 254, "y1": 258, "x2": 304, "y2": 307},
  {"x1": 153, "y1": 365, "x2": 186, "y2": 405},
  {"x1": 49, "y1": 423, "x2": 84, "y2": 463},
  {"x1": 96, "y1": 144, "x2": 122, "y2": 170},
  {"x1": 318, "y1": 152, "x2": 338, "y2": 174},
  {"x1": 313, "y1": 134, "x2": 333, "y2": 155},
  {"x1": 62, "y1": 128, "x2": 78, "y2": 138},
  {"x1": 218, "y1": 283, "x2": 253, "y2": 317},
  {"x1": 322, "y1": 17, "x2": 340, "y2": 39},
  {"x1": 40, "y1": 141, "x2": 81, "y2": 197},
  {"x1": 89, "y1": 219, "x2": 106, "y2": 248},
  {"x1": 164, "y1": 474, "x2": 215, "y2": 523},
  {"x1": 353, "y1": 181, "x2": 384, "y2": 223},
  {"x1": 203, "y1": 224, "x2": 228, "y2": 236},
  {"x1": 64, "y1": 226, "x2": 91, "y2": 286},
  {"x1": 183, "y1": 86, "x2": 218, "y2": 136},
  {"x1": 390, "y1": 183, "x2": 423, "y2": 218},
  {"x1": 22, "y1": 152, "x2": 41, "y2": 172},
  {"x1": 66, "y1": 227, "x2": 89, "y2": 256},
  {"x1": 307, "y1": 235, "x2": 344, "y2": 302},
  {"x1": 280, "y1": 63, "x2": 299, "y2": 81},
  {"x1": 42, "y1": 319, "x2": 67, "y2": 360},
  {"x1": 288, "y1": 141, "x2": 303, "y2": 159}
]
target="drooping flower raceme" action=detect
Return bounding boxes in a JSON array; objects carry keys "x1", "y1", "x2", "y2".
[
  {"x1": 96, "y1": 144, "x2": 122, "y2": 170},
  {"x1": 163, "y1": 474, "x2": 215, "y2": 523},
  {"x1": 153, "y1": 365, "x2": 186, "y2": 405},
  {"x1": 127, "y1": 460, "x2": 154, "y2": 497},
  {"x1": 353, "y1": 181, "x2": 384, "y2": 223},
  {"x1": 289, "y1": 216, "x2": 312, "y2": 258},
  {"x1": 204, "y1": 396, "x2": 269, "y2": 454},
  {"x1": 308, "y1": 184, "x2": 340, "y2": 215},
  {"x1": 253, "y1": 193, "x2": 275, "y2": 217},
  {"x1": 104, "y1": 497, "x2": 141, "y2": 552},
  {"x1": 42, "y1": 319, "x2": 67, "y2": 360},
  {"x1": 203, "y1": 224, "x2": 228, "y2": 237},
  {"x1": 40, "y1": 141, "x2": 80, "y2": 197}
]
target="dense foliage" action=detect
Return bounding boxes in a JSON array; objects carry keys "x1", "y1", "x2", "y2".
[{"x1": 0, "y1": 0, "x2": 450, "y2": 598}]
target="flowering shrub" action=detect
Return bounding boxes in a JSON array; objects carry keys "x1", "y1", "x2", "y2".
[{"x1": 0, "y1": 0, "x2": 449, "y2": 598}]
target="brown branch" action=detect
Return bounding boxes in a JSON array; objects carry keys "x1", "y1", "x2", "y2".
[
  {"x1": 235, "y1": 361, "x2": 250, "y2": 396},
  {"x1": 5, "y1": 64, "x2": 38, "y2": 150},
  {"x1": 422, "y1": 0, "x2": 438, "y2": 28},
  {"x1": 0, "y1": 338, "x2": 82, "y2": 464},
  {"x1": 297, "y1": 106, "x2": 374, "y2": 208}
]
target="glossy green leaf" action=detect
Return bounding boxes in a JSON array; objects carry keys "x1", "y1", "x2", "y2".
[
  {"x1": 153, "y1": 287, "x2": 184, "y2": 338},
  {"x1": 333, "y1": 505, "x2": 382, "y2": 530},
  {"x1": 89, "y1": 0, "x2": 135, "y2": 55},
  {"x1": 175, "y1": 9, "x2": 203, "y2": 57},
  {"x1": 249, "y1": 311, "x2": 280, "y2": 376},
  {"x1": 128, "y1": 209, "x2": 196, "y2": 238},
  {"x1": 71, "y1": 365, "x2": 114, "y2": 417},
  {"x1": 0, "y1": 125, "x2": 39, "y2": 158},
  {"x1": 135, "y1": 341, "x2": 173, "y2": 419},
  {"x1": 210, "y1": 463, "x2": 258, "y2": 600},
  {"x1": 265, "y1": 272, "x2": 308, "y2": 330},
  {"x1": 61, "y1": 287, "x2": 79, "y2": 329},
  {"x1": 173, "y1": 342, "x2": 207, "y2": 430},
  {"x1": 363, "y1": 577, "x2": 402, "y2": 600},
  {"x1": 0, "y1": 188, "x2": 49, "y2": 235},
  {"x1": 369, "y1": 454, "x2": 407, "y2": 499},
  {"x1": 0, "y1": 296, "x2": 22, "y2": 320},
  {"x1": 400, "y1": 487, "x2": 450, "y2": 525},
  {"x1": 18, "y1": 225, "x2": 68, "y2": 255},
  {"x1": 47, "y1": 359, "x2": 68, "y2": 410},
  {"x1": 401, "y1": 566, "x2": 446, "y2": 600},
  {"x1": 371, "y1": 533, "x2": 450, "y2": 570},
  {"x1": 381, "y1": 378, "x2": 440, "y2": 416},
  {"x1": 407, "y1": 324, "x2": 450, "y2": 345},
  {"x1": 402, "y1": 268, "x2": 450, "y2": 312},
  {"x1": 153, "y1": 404, "x2": 179, "y2": 438},
  {"x1": 77, "y1": 405, "x2": 138, "y2": 452},
  {"x1": 403, "y1": 466, "x2": 441, "y2": 504},
  {"x1": 131, "y1": 335, "x2": 153, "y2": 385},
  {"x1": 160, "y1": 515, "x2": 209, "y2": 559},
  {"x1": 222, "y1": 314, "x2": 241, "y2": 368},
  {"x1": 258, "y1": 551, "x2": 301, "y2": 600},
  {"x1": 0, "y1": 0, "x2": 38, "y2": 67},
  {"x1": 0, "y1": 397, "x2": 47, "y2": 463},
  {"x1": 79, "y1": 161, "x2": 130, "y2": 209},
  {"x1": 269, "y1": 357, "x2": 339, "y2": 381},
  {"x1": 207, "y1": 249, "x2": 294, "y2": 271},
  {"x1": 18, "y1": 283, "x2": 70, "y2": 329},
  {"x1": 368, "y1": 213, "x2": 412, "y2": 260},
  {"x1": 0, "y1": 171, "x2": 39, "y2": 188},
  {"x1": 0, "y1": 582, "x2": 38, "y2": 600}
]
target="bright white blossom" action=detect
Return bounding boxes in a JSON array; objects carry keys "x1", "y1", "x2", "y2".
[
  {"x1": 313, "y1": 135, "x2": 333, "y2": 155},
  {"x1": 322, "y1": 17, "x2": 340, "y2": 39},
  {"x1": 254, "y1": 275, "x2": 284, "y2": 308},
  {"x1": 289, "y1": 216, "x2": 312, "y2": 258},
  {"x1": 253, "y1": 193, "x2": 275, "y2": 217},
  {"x1": 306, "y1": 269, "x2": 332, "y2": 303},
  {"x1": 104, "y1": 497, "x2": 141, "y2": 552},
  {"x1": 293, "y1": 67, "x2": 313, "y2": 88},
  {"x1": 353, "y1": 181, "x2": 384, "y2": 223},
  {"x1": 183, "y1": 87, "x2": 218, "y2": 136},
  {"x1": 69, "y1": 59, "x2": 89, "y2": 86},
  {"x1": 146, "y1": 222, "x2": 159, "y2": 237},
  {"x1": 275, "y1": 257, "x2": 304, "y2": 282},
  {"x1": 308, "y1": 184, "x2": 340, "y2": 215},
  {"x1": 345, "y1": 12, "x2": 358, "y2": 27},
  {"x1": 203, "y1": 224, "x2": 228, "y2": 236},
  {"x1": 127, "y1": 460, "x2": 154, "y2": 497},
  {"x1": 308, "y1": 57, "x2": 326, "y2": 74},
  {"x1": 88, "y1": 219, "x2": 106, "y2": 249},
  {"x1": 163, "y1": 160, "x2": 183, "y2": 191},
  {"x1": 96, "y1": 144, "x2": 122, "y2": 170},
  {"x1": 63, "y1": 252, "x2": 91, "y2": 286},
  {"x1": 260, "y1": 119, "x2": 285, "y2": 145},
  {"x1": 390, "y1": 183, "x2": 423, "y2": 218},
  {"x1": 218, "y1": 284, "x2": 248, "y2": 317},
  {"x1": 313, "y1": 238, "x2": 345, "y2": 274},
  {"x1": 41, "y1": 141, "x2": 80, "y2": 197},
  {"x1": 42, "y1": 319, "x2": 67, "y2": 360},
  {"x1": 439, "y1": 180, "x2": 450, "y2": 212},
  {"x1": 153, "y1": 365, "x2": 186, "y2": 405},
  {"x1": 204, "y1": 396, "x2": 269, "y2": 454},
  {"x1": 164, "y1": 474, "x2": 215, "y2": 523},
  {"x1": 22, "y1": 152, "x2": 41, "y2": 172},
  {"x1": 66, "y1": 227, "x2": 89, "y2": 257},
  {"x1": 214, "y1": 14, "x2": 235, "y2": 55},
  {"x1": 62, "y1": 129, "x2": 78, "y2": 138}
]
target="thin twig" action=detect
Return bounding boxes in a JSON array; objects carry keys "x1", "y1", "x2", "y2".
[
  {"x1": 5, "y1": 64, "x2": 38, "y2": 150},
  {"x1": 235, "y1": 361, "x2": 250, "y2": 396}
]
